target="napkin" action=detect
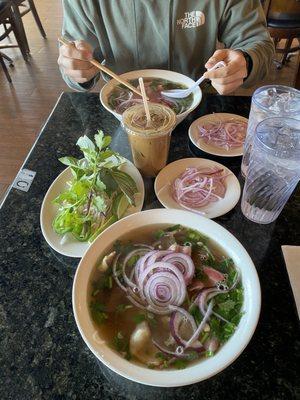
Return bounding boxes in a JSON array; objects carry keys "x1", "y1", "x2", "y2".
[{"x1": 281, "y1": 246, "x2": 300, "y2": 319}]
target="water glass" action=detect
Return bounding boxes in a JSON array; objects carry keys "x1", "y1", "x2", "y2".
[
  {"x1": 241, "y1": 85, "x2": 300, "y2": 177},
  {"x1": 241, "y1": 117, "x2": 300, "y2": 224}
]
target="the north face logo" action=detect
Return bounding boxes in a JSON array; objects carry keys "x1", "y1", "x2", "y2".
[{"x1": 177, "y1": 11, "x2": 205, "y2": 29}]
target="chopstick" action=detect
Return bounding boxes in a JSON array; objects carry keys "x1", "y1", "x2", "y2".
[{"x1": 58, "y1": 37, "x2": 147, "y2": 99}]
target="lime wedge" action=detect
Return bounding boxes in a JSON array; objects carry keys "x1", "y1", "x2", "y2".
[{"x1": 117, "y1": 194, "x2": 130, "y2": 219}]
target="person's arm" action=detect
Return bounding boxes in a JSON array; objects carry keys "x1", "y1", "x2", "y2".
[
  {"x1": 204, "y1": 0, "x2": 274, "y2": 94},
  {"x1": 220, "y1": 0, "x2": 274, "y2": 87},
  {"x1": 59, "y1": 0, "x2": 100, "y2": 92}
]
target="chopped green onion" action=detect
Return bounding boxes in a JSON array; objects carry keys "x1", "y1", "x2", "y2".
[
  {"x1": 154, "y1": 230, "x2": 165, "y2": 239},
  {"x1": 132, "y1": 314, "x2": 146, "y2": 324},
  {"x1": 172, "y1": 359, "x2": 188, "y2": 369},
  {"x1": 116, "y1": 304, "x2": 133, "y2": 313}
]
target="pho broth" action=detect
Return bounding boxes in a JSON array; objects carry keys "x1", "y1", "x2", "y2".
[{"x1": 88, "y1": 224, "x2": 243, "y2": 370}]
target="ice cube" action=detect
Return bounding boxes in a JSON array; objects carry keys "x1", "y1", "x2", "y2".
[
  {"x1": 267, "y1": 88, "x2": 277, "y2": 97},
  {"x1": 255, "y1": 87, "x2": 300, "y2": 116},
  {"x1": 259, "y1": 95, "x2": 275, "y2": 108}
]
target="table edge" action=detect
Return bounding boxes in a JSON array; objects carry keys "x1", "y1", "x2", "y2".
[{"x1": 0, "y1": 92, "x2": 64, "y2": 209}]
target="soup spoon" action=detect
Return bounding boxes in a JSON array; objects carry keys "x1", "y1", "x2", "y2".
[{"x1": 161, "y1": 61, "x2": 226, "y2": 99}]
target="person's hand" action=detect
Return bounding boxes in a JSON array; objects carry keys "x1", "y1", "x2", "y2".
[
  {"x1": 58, "y1": 40, "x2": 98, "y2": 84},
  {"x1": 203, "y1": 49, "x2": 248, "y2": 95}
]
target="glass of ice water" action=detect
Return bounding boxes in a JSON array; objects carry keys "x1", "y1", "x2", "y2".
[
  {"x1": 241, "y1": 117, "x2": 300, "y2": 224},
  {"x1": 241, "y1": 85, "x2": 300, "y2": 177}
]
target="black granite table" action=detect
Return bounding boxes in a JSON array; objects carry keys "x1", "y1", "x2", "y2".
[{"x1": 0, "y1": 93, "x2": 299, "y2": 400}]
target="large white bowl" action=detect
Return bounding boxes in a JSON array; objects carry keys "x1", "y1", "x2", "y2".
[
  {"x1": 100, "y1": 69, "x2": 202, "y2": 125},
  {"x1": 73, "y1": 209, "x2": 261, "y2": 387}
]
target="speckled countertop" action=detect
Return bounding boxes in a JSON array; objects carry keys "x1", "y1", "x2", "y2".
[{"x1": 0, "y1": 93, "x2": 299, "y2": 400}]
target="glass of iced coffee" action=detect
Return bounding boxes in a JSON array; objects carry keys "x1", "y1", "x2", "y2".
[{"x1": 122, "y1": 103, "x2": 176, "y2": 177}]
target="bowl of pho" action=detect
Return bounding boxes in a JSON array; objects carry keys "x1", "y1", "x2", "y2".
[
  {"x1": 100, "y1": 69, "x2": 202, "y2": 125},
  {"x1": 73, "y1": 209, "x2": 260, "y2": 387}
]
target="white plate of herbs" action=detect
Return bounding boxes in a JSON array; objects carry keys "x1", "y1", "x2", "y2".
[{"x1": 40, "y1": 131, "x2": 144, "y2": 258}]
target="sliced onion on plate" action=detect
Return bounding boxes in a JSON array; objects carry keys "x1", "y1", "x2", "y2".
[
  {"x1": 172, "y1": 167, "x2": 230, "y2": 213},
  {"x1": 198, "y1": 120, "x2": 247, "y2": 150}
]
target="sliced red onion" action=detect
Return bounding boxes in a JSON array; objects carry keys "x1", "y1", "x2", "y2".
[
  {"x1": 122, "y1": 248, "x2": 150, "y2": 289},
  {"x1": 195, "y1": 287, "x2": 219, "y2": 316},
  {"x1": 146, "y1": 250, "x2": 174, "y2": 267},
  {"x1": 172, "y1": 167, "x2": 229, "y2": 213},
  {"x1": 132, "y1": 252, "x2": 189, "y2": 314},
  {"x1": 139, "y1": 262, "x2": 185, "y2": 290},
  {"x1": 115, "y1": 98, "x2": 143, "y2": 114},
  {"x1": 169, "y1": 306, "x2": 204, "y2": 352},
  {"x1": 134, "y1": 250, "x2": 173, "y2": 284},
  {"x1": 134, "y1": 250, "x2": 158, "y2": 283},
  {"x1": 140, "y1": 263, "x2": 187, "y2": 314},
  {"x1": 198, "y1": 120, "x2": 247, "y2": 150},
  {"x1": 196, "y1": 269, "x2": 240, "y2": 323},
  {"x1": 126, "y1": 294, "x2": 146, "y2": 310},
  {"x1": 113, "y1": 248, "x2": 240, "y2": 324},
  {"x1": 169, "y1": 305, "x2": 197, "y2": 331},
  {"x1": 185, "y1": 300, "x2": 214, "y2": 348},
  {"x1": 162, "y1": 253, "x2": 195, "y2": 284},
  {"x1": 115, "y1": 89, "x2": 133, "y2": 101}
]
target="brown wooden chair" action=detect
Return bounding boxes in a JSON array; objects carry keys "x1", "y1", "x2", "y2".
[
  {"x1": 0, "y1": 50, "x2": 12, "y2": 82},
  {"x1": 0, "y1": 0, "x2": 31, "y2": 56},
  {"x1": 0, "y1": 0, "x2": 30, "y2": 82},
  {"x1": 14, "y1": 0, "x2": 46, "y2": 39},
  {"x1": 264, "y1": 0, "x2": 300, "y2": 69}
]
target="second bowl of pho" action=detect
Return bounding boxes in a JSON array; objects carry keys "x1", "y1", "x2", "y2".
[
  {"x1": 100, "y1": 69, "x2": 202, "y2": 125},
  {"x1": 73, "y1": 209, "x2": 261, "y2": 387}
]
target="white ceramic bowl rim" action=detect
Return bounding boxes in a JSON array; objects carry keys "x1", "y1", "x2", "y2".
[{"x1": 73, "y1": 209, "x2": 261, "y2": 387}]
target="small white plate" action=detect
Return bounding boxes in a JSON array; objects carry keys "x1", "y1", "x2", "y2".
[
  {"x1": 189, "y1": 113, "x2": 248, "y2": 157},
  {"x1": 154, "y1": 158, "x2": 240, "y2": 219},
  {"x1": 40, "y1": 160, "x2": 145, "y2": 258}
]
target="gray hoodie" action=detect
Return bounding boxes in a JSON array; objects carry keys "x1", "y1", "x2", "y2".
[{"x1": 61, "y1": 0, "x2": 274, "y2": 91}]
